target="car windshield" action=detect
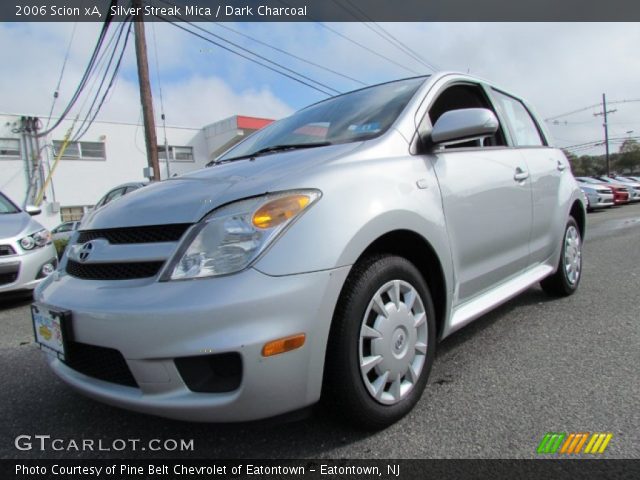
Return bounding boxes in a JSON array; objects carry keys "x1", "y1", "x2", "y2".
[
  {"x1": 0, "y1": 193, "x2": 19, "y2": 214},
  {"x1": 217, "y1": 77, "x2": 426, "y2": 162},
  {"x1": 578, "y1": 178, "x2": 602, "y2": 184}
]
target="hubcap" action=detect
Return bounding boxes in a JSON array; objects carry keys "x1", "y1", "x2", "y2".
[
  {"x1": 359, "y1": 280, "x2": 428, "y2": 405},
  {"x1": 563, "y1": 225, "x2": 582, "y2": 285}
]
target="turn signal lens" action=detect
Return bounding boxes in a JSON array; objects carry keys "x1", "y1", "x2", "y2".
[
  {"x1": 262, "y1": 334, "x2": 306, "y2": 357},
  {"x1": 252, "y1": 195, "x2": 311, "y2": 229}
]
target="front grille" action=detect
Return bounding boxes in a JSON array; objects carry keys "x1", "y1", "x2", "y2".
[
  {"x1": 66, "y1": 259, "x2": 164, "y2": 280},
  {"x1": 0, "y1": 245, "x2": 16, "y2": 256},
  {"x1": 0, "y1": 272, "x2": 18, "y2": 286},
  {"x1": 63, "y1": 341, "x2": 138, "y2": 388},
  {"x1": 77, "y1": 224, "x2": 190, "y2": 244}
]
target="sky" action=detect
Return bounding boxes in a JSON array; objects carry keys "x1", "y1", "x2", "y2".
[{"x1": 0, "y1": 21, "x2": 639, "y2": 155}]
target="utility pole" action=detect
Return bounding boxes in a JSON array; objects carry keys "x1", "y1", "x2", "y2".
[
  {"x1": 133, "y1": 0, "x2": 160, "y2": 181},
  {"x1": 594, "y1": 93, "x2": 616, "y2": 177}
]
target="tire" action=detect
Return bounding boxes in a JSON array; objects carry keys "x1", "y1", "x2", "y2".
[
  {"x1": 323, "y1": 254, "x2": 436, "y2": 430},
  {"x1": 540, "y1": 216, "x2": 582, "y2": 297}
]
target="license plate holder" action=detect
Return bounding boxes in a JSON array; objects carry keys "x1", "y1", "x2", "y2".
[{"x1": 31, "y1": 303, "x2": 72, "y2": 361}]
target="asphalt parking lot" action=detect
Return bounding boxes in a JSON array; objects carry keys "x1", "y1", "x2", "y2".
[{"x1": 1, "y1": 204, "x2": 639, "y2": 460}]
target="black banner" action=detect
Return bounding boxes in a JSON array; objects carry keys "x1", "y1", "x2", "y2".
[
  {"x1": 4, "y1": 0, "x2": 640, "y2": 22},
  {"x1": 3, "y1": 459, "x2": 640, "y2": 480}
]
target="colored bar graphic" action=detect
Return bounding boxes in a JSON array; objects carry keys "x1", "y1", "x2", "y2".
[
  {"x1": 573, "y1": 433, "x2": 589, "y2": 453},
  {"x1": 584, "y1": 433, "x2": 613, "y2": 454},
  {"x1": 537, "y1": 433, "x2": 566, "y2": 454},
  {"x1": 539, "y1": 432, "x2": 613, "y2": 454}
]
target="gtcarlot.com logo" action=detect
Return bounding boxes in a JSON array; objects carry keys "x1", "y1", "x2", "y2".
[
  {"x1": 537, "y1": 432, "x2": 613, "y2": 455},
  {"x1": 14, "y1": 435, "x2": 194, "y2": 452}
]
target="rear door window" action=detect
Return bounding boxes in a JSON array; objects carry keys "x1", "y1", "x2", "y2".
[{"x1": 492, "y1": 90, "x2": 545, "y2": 147}]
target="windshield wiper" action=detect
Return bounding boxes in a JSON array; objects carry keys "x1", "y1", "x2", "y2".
[{"x1": 217, "y1": 142, "x2": 332, "y2": 164}]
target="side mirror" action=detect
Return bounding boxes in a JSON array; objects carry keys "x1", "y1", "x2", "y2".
[
  {"x1": 25, "y1": 205, "x2": 41, "y2": 216},
  {"x1": 430, "y1": 108, "x2": 499, "y2": 146}
]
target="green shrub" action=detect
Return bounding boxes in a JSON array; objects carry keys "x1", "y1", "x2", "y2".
[{"x1": 53, "y1": 238, "x2": 69, "y2": 259}]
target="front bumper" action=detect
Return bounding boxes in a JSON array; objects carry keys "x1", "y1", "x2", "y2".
[
  {"x1": 0, "y1": 243, "x2": 57, "y2": 293},
  {"x1": 34, "y1": 265, "x2": 350, "y2": 422},
  {"x1": 590, "y1": 193, "x2": 614, "y2": 209}
]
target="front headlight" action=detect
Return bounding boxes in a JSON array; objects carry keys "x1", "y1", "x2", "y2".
[
  {"x1": 164, "y1": 190, "x2": 321, "y2": 280},
  {"x1": 19, "y1": 229, "x2": 51, "y2": 251}
]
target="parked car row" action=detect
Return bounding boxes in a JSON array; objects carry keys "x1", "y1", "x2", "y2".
[{"x1": 575, "y1": 175, "x2": 640, "y2": 211}]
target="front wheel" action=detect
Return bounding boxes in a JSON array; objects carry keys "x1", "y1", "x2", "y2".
[
  {"x1": 540, "y1": 217, "x2": 582, "y2": 296},
  {"x1": 323, "y1": 255, "x2": 436, "y2": 430}
]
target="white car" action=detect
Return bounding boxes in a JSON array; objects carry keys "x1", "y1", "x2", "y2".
[{"x1": 0, "y1": 192, "x2": 57, "y2": 294}]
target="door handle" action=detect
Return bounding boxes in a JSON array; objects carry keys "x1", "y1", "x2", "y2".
[
  {"x1": 514, "y1": 168, "x2": 529, "y2": 182},
  {"x1": 557, "y1": 160, "x2": 567, "y2": 172}
]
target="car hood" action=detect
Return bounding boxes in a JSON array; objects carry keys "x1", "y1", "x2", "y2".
[
  {"x1": 0, "y1": 212, "x2": 40, "y2": 239},
  {"x1": 80, "y1": 142, "x2": 362, "y2": 229}
]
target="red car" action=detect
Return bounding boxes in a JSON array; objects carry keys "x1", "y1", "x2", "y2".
[{"x1": 606, "y1": 184, "x2": 631, "y2": 205}]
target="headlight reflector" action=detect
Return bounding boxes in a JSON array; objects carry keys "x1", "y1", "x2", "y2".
[
  {"x1": 167, "y1": 190, "x2": 320, "y2": 280},
  {"x1": 19, "y1": 229, "x2": 51, "y2": 251}
]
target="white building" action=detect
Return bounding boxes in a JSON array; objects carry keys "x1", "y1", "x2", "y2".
[{"x1": 0, "y1": 113, "x2": 273, "y2": 229}]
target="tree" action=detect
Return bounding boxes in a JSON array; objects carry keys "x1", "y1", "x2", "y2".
[{"x1": 615, "y1": 139, "x2": 640, "y2": 173}]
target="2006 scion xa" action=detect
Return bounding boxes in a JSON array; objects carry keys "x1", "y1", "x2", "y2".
[{"x1": 33, "y1": 72, "x2": 585, "y2": 429}]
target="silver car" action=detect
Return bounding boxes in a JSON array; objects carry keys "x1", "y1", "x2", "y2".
[
  {"x1": 0, "y1": 193, "x2": 57, "y2": 295},
  {"x1": 51, "y1": 221, "x2": 81, "y2": 242},
  {"x1": 33, "y1": 73, "x2": 586, "y2": 429},
  {"x1": 579, "y1": 185, "x2": 614, "y2": 211}
]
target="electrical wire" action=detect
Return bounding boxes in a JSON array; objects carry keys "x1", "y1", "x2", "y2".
[
  {"x1": 150, "y1": 0, "x2": 340, "y2": 95},
  {"x1": 211, "y1": 23, "x2": 368, "y2": 87},
  {"x1": 546, "y1": 98, "x2": 640, "y2": 122},
  {"x1": 269, "y1": 0, "x2": 422, "y2": 75},
  {"x1": 72, "y1": 18, "x2": 133, "y2": 142},
  {"x1": 44, "y1": 22, "x2": 78, "y2": 131},
  {"x1": 154, "y1": 15, "x2": 336, "y2": 97},
  {"x1": 317, "y1": 22, "x2": 422, "y2": 75},
  {"x1": 37, "y1": 0, "x2": 118, "y2": 137},
  {"x1": 72, "y1": 21, "x2": 133, "y2": 142},
  {"x1": 156, "y1": 0, "x2": 366, "y2": 87},
  {"x1": 335, "y1": 0, "x2": 439, "y2": 72}
]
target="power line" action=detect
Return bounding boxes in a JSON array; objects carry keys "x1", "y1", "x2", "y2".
[
  {"x1": 270, "y1": 0, "x2": 422, "y2": 75},
  {"x1": 211, "y1": 23, "x2": 368, "y2": 87},
  {"x1": 317, "y1": 23, "x2": 422, "y2": 75},
  {"x1": 72, "y1": 21, "x2": 133, "y2": 142},
  {"x1": 152, "y1": 0, "x2": 340, "y2": 95},
  {"x1": 562, "y1": 136, "x2": 640, "y2": 151},
  {"x1": 337, "y1": 0, "x2": 439, "y2": 72},
  {"x1": 153, "y1": 15, "x2": 336, "y2": 97},
  {"x1": 37, "y1": 0, "x2": 118, "y2": 137},
  {"x1": 44, "y1": 22, "x2": 77, "y2": 131},
  {"x1": 72, "y1": 18, "x2": 133, "y2": 142},
  {"x1": 546, "y1": 98, "x2": 640, "y2": 122},
  {"x1": 158, "y1": 0, "x2": 366, "y2": 87}
]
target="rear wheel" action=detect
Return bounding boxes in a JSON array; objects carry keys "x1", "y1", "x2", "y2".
[
  {"x1": 540, "y1": 217, "x2": 582, "y2": 296},
  {"x1": 323, "y1": 255, "x2": 436, "y2": 430}
]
